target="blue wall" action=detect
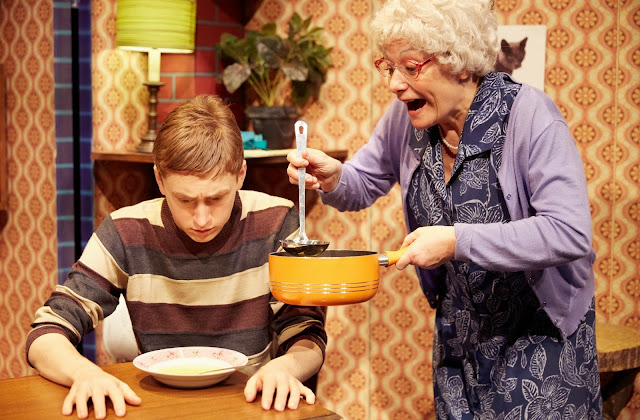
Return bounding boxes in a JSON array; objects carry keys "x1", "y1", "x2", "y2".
[{"x1": 53, "y1": 0, "x2": 95, "y2": 361}]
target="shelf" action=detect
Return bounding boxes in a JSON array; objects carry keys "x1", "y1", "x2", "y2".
[
  {"x1": 91, "y1": 148, "x2": 348, "y2": 209},
  {"x1": 91, "y1": 148, "x2": 348, "y2": 166}
]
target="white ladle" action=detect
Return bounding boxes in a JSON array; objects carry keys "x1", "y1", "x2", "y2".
[{"x1": 280, "y1": 121, "x2": 329, "y2": 257}]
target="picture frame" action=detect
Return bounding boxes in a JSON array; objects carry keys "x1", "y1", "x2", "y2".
[{"x1": 496, "y1": 25, "x2": 547, "y2": 90}]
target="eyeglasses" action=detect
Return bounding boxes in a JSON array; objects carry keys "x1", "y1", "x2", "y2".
[{"x1": 374, "y1": 56, "x2": 435, "y2": 80}]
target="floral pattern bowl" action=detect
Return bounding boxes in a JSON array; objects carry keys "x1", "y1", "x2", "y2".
[{"x1": 133, "y1": 346, "x2": 249, "y2": 388}]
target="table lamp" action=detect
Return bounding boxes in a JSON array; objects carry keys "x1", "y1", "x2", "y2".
[{"x1": 116, "y1": 0, "x2": 196, "y2": 152}]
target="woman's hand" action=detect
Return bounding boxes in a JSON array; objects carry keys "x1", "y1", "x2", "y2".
[
  {"x1": 244, "y1": 364, "x2": 315, "y2": 411},
  {"x1": 396, "y1": 226, "x2": 456, "y2": 270},
  {"x1": 286, "y1": 148, "x2": 342, "y2": 192},
  {"x1": 63, "y1": 365, "x2": 141, "y2": 419}
]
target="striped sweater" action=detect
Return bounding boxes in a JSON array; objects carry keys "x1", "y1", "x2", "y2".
[{"x1": 27, "y1": 191, "x2": 326, "y2": 364}]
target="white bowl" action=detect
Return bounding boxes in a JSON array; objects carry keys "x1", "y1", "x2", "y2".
[{"x1": 133, "y1": 346, "x2": 249, "y2": 388}]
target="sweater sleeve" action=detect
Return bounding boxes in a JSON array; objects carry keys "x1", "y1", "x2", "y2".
[
  {"x1": 270, "y1": 207, "x2": 328, "y2": 357},
  {"x1": 26, "y1": 216, "x2": 125, "y2": 362}
]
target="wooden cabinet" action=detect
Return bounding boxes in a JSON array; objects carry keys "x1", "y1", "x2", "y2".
[{"x1": 91, "y1": 148, "x2": 348, "y2": 209}]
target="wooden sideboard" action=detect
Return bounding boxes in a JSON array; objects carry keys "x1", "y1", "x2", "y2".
[
  {"x1": 91, "y1": 148, "x2": 348, "y2": 166},
  {"x1": 91, "y1": 148, "x2": 348, "y2": 209}
]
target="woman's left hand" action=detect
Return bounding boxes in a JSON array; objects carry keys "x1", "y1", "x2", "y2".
[{"x1": 396, "y1": 226, "x2": 456, "y2": 270}]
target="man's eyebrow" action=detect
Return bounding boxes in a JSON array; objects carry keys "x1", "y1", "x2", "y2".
[
  {"x1": 174, "y1": 188, "x2": 231, "y2": 200},
  {"x1": 174, "y1": 192, "x2": 195, "y2": 199}
]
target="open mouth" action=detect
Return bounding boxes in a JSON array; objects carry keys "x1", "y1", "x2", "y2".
[{"x1": 407, "y1": 99, "x2": 427, "y2": 111}]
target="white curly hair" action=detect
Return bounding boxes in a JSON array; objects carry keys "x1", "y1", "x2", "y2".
[{"x1": 370, "y1": 0, "x2": 499, "y2": 76}]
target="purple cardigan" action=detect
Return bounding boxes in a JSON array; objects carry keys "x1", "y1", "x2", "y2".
[{"x1": 321, "y1": 84, "x2": 595, "y2": 340}]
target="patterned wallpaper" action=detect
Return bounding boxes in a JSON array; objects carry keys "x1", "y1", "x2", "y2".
[
  {"x1": 0, "y1": 0, "x2": 639, "y2": 419},
  {"x1": 0, "y1": 0, "x2": 57, "y2": 379}
]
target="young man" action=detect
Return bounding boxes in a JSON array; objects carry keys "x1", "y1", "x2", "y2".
[{"x1": 27, "y1": 95, "x2": 326, "y2": 419}]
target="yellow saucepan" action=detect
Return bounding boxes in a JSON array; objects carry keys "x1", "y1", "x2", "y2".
[{"x1": 269, "y1": 248, "x2": 407, "y2": 306}]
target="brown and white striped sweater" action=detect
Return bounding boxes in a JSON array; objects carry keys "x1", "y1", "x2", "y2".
[{"x1": 27, "y1": 191, "x2": 326, "y2": 364}]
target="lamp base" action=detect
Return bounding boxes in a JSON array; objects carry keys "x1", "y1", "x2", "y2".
[
  {"x1": 136, "y1": 136, "x2": 155, "y2": 153},
  {"x1": 136, "y1": 81, "x2": 164, "y2": 153}
]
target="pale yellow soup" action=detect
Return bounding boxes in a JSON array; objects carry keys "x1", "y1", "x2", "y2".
[{"x1": 151, "y1": 358, "x2": 232, "y2": 375}]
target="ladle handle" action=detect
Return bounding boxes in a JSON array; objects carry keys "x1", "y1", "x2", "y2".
[{"x1": 295, "y1": 121, "x2": 308, "y2": 241}]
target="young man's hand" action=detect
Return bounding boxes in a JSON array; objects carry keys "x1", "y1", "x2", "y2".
[
  {"x1": 244, "y1": 365, "x2": 315, "y2": 411},
  {"x1": 243, "y1": 339, "x2": 322, "y2": 411},
  {"x1": 28, "y1": 334, "x2": 141, "y2": 419},
  {"x1": 63, "y1": 365, "x2": 141, "y2": 419}
]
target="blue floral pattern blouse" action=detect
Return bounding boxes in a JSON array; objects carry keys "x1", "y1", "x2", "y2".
[{"x1": 407, "y1": 73, "x2": 602, "y2": 419}]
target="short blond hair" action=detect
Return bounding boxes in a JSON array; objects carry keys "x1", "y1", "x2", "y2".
[
  {"x1": 153, "y1": 95, "x2": 244, "y2": 179},
  {"x1": 370, "y1": 0, "x2": 499, "y2": 76}
]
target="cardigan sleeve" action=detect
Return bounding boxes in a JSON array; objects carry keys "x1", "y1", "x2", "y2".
[
  {"x1": 454, "y1": 86, "x2": 593, "y2": 272},
  {"x1": 320, "y1": 99, "x2": 407, "y2": 211}
]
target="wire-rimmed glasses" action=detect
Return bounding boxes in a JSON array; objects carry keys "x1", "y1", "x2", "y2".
[{"x1": 374, "y1": 56, "x2": 435, "y2": 80}]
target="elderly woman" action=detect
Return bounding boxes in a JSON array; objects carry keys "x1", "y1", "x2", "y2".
[{"x1": 287, "y1": 0, "x2": 602, "y2": 417}]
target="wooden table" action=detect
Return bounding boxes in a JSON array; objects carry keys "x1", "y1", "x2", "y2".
[
  {"x1": 0, "y1": 362, "x2": 341, "y2": 419},
  {"x1": 596, "y1": 322, "x2": 640, "y2": 420}
]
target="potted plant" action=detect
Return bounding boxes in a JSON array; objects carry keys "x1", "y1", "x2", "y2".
[{"x1": 216, "y1": 13, "x2": 333, "y2": 149}]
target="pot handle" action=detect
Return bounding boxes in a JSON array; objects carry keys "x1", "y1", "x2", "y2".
[{"x1": 378, "y1": 247, "x2": 407, "y2": 267}]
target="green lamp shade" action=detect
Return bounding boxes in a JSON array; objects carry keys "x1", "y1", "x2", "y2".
[{"x1": 116, "y1": 0, "x2": 196, "y2": 53}]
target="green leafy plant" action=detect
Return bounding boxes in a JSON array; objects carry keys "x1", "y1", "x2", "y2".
[{"x1": 215, "y1": 13, "x2": 333, "y2": 108}]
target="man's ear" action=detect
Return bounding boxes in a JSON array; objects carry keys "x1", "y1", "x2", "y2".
[
  {"x1": 236, "y1": 160, "x2": 247, "y2": 189},
  {"x1": 154, "y1": 165, "x2": 166, "y2": 196}
]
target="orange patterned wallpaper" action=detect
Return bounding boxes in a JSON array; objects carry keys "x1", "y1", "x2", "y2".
[
  {"x1": 0, "y1": 0, "x2": 57, "y2": 379},
  {"x1": 1, "y1": 0, "x2": 639, "y2": 418}
]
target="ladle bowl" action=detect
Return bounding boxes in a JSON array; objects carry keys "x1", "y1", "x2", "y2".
[{"x1": 280, "y1": 239, "x2": 329, "y2": 257}]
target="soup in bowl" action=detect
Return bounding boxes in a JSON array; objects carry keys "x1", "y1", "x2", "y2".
[{"x1": 133, "y1": 346, "x2": 248, "y2": 388}]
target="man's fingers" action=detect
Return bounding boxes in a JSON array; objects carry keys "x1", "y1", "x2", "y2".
[
  {"x1": 105, "y1": 382, "x2": 129, "y2": 417},
  {"x1": 300, "y1": 385, "x2": 316, "y2": 405},
  {"x1": 90, "y1": 395, "x2": 107, "y2": 419},
  {"x1": 121, "y1": 382, "x2": 142, "y2": 406},
  {"x1": 286, "y1": 383, "x2": 302, "y2": 410},
  {"x1": 62, "y1": 391, "x2": 75, "y2": 416},
  {"x1": 244, "y1": 375, "x2": 260, "y2": 402},
  {"x1": 260, "y1": 376, "x2": 278, "y2": 410},
  {"x1": 271, "y1": 377, "x2": 292, "y2": 411},
  {"x1": 63, "y1": 386, "x2": 91, "y2": 419}
]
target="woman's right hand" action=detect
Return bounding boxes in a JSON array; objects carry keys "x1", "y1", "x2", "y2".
[{"x1": 286, "y1": 148, "x2": 342, "y2": 192}]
